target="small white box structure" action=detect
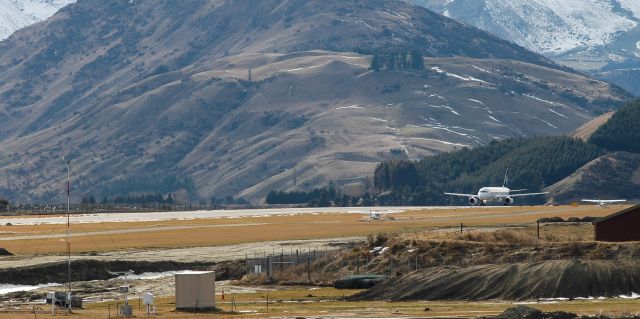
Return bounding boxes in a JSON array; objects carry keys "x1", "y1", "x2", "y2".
[
  {"x1": 143, "y1": 292, "x2": 154, "y2": 315},
  {"x1": 175, "y1": 271, "x2": 215, "y2": 310}
]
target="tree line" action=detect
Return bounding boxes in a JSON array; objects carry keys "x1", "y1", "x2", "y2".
[
  {"x1": 370, "y1": 50, "x2": 425, "y2": 72},
  {"x1": 84, "y1": 193, "x2": 175, "y2": 205},
  {"x1": 0, "y1": 198, "x2": 8, "y2": 212},
  {"x1": 373, "y1": 136, "x2": 603, "y2": 205},
  {"x1": 266, "y1": 188, "x2": 377, "y2": 207},
  {"x1": 99, "y1": 174, "x2": 194, "y2": 199}
]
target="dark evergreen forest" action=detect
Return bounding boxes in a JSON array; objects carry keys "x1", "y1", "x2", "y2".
[
  {"x1": 374, "y1": 136, "x2": 602, "y2": 205},
  {"x1": 589, "y1": 101, "x2": 640, "y2": 154}
]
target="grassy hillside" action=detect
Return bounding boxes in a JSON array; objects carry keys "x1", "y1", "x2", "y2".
[
  {"x1": 546, "y1": 152, "x2": 640, "y2": 202},
  {"x1": 0, "y1": 0, "x2": 631, "y2": 203}
]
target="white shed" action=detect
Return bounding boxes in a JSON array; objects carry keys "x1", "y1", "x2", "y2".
[{"x1": 175, "y1": 271, "x2": 215, "y2": 310}]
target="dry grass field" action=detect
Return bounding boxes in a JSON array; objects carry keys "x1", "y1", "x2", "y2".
[
  {"x1": 1, "y1": 287, "x2": 640, "y2": 318},
  {"x1": 0, "y1": 205, "x2": 637, "y2": 318},
  {"x1": 0, "y1": 205, "x2": 627, "y2": 255}
]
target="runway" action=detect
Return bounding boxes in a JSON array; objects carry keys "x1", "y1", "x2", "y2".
[{"x1": 0, "y1": 206, "x2": 473, "y2": 225}]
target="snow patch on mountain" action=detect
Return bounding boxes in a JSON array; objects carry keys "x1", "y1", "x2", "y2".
[
  {"x1": 619, "y1": 0, "x2": 640, "y2": 18},
  {"x1": 411, "y1": 0, "x2": 640, "y2": 54},
  {"x1": 0, "y1": 0, "x2": 75, "y2": 41}
]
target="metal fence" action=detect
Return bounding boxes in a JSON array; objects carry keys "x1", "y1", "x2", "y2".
[{"x1": 244, "y1": 245, "x2": 431, "y2": 282}]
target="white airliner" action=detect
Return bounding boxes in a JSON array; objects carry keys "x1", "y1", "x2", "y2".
[
  {"x1": 581, "y1": 199, "x2": 626, "y2": 208},
  {"x1": 444, "y1": 170, "x2": 548, "y2": 206}
]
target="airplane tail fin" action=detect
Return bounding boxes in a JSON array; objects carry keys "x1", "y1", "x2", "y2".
[{"x1": 503, "y1": 169, "x2": 509, "y2": 187}]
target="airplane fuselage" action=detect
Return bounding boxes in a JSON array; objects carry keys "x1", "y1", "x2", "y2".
[
  {"x1": 477, "y1": 187, "x2": 510, "y2": 201},
  {"x1": 443, "y1": 170, "x2": 548, "y2": 206}
]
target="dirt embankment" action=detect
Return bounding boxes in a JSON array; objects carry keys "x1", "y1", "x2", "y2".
[
  {"x1": 353, "y1": 259, "x2": 640, "y2": 301},
  {"x1": 0, "y1": 259, "x2": 244, "y2": 286},
  {"x1": 331, "y1": 230, "x2": 640, "y2": 301},
  {"x1": 328, "y1": 230, "x2": 640, "y2": 278}
]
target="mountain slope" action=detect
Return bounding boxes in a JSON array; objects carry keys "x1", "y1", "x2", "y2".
[
  {"x1": 545, "y1": 152, "x2": 640, "y2": 203},
  {"x1": 0, "y1": 0, "x2": 631, "y2": 203},
  {"x1": 409, "y1": 0, "x2": 640, "y2": 96},
  {"x1": 571, "y1": 112, "x2": 614, "y2": 141},
  {"x1": 0, "y1": 0, "x2": 74, "y2": 40},
  {"x1": 589, "y1": 101, "x2": 640, "y2": 153}
]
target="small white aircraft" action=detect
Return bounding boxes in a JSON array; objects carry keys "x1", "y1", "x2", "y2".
[
  {"x1": 581, "y1": 199, "x2": 626, "y2": 208},
  {"x1": 367, "y1": 211, "x2": 384, "y2": 222},
  {"x1": 444, "y1": 170, "x2": 548, "y2": 206}
]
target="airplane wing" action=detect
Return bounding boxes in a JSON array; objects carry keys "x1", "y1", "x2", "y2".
[
  {"x1": 444, "y1": 192, "x2": 475, "y2": 197},
  {"x1": 582, "y1": 199, "x2": 626, "y2": 203},
  {"x1": 508, "y1": 192, "x2": 549, "y2": 197},
  {"x1": 509, "y1": 189, "x2": 528, "y2": 192}
]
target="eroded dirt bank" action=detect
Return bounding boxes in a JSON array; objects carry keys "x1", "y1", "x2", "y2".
[{"x1": 353, "y1": 260, "x2": 640, "y2": 301}]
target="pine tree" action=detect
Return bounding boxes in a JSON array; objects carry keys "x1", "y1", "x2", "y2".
[
  {"x1": 370, "y1": 53, "x2": 382, "y2": 72},
  {"x1": 410, "y1": 50, "x2": 424, "y2": 69}
]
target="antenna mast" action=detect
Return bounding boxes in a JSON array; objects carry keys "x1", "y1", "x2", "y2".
[{"x1": 65, "y1": 159, "x2": 72, "y2": 312}]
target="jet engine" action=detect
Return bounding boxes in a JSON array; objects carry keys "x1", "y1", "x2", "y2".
[
  {"x1": 468, "y1": 197, "x2": 480, "y2": 206},
  {"x1": 504, "y1": 197, "x2": 513, "y2": 205}
]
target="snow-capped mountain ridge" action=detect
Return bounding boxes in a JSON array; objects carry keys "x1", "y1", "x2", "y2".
[
  {"x1": 413, "y1": 0, "x2": 640, "y2": 55},
  {"x1": 410, "y1": 0, "x2": 640, "y2": 95},
  {"x1": 0, "y1": 0, "x2": 74, "y2": 41}
]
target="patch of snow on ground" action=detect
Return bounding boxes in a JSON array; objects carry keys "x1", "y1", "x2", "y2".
[
  {"x1": 429, "y1": 104, "x2": 461, "y2": 116},
  {"x1": 0, "y1": 283, "x2": 61, "y2": 295},
  {"x1": 335, "y1": 104, "x2": 363, "y2": 110},
  {"x1": 114, "y1": 271, "x2": 181, "y2": 281},
  {"x1": 524, "y1": 94, "x2": 590, "y2": 118},
  {"x1": 428, "y1": 94, "x2": 447, "y2": 100},
  {"x1": 467, "y1": 98, "x2": 485, "y2": 105},
  {"x1": 488, "y1": 115, "x2": 501, "y2": 123},
  {"x1": 619, "y1": 292, "x2": 640, "y2": 299},
  {"x1": 533, "y1": 116, "x2": 557, "y2": 128},
  {"x1": 409, "y1": 137, "x2": 469, "y2": 147},
  {"x1": 286, "y1": 65, "x2": 322, "y2": 72},
  {"x1": 446, "y1": 72, "x2": 488, "y2": 83},
  {"x1": 472, "y1": 65, "x2": 491, "y2": 73},
  {"x1": 548, "y1": 108, "x2": 568, "y2": 119},
  {"x1": 452, "y1": 126, "x2": 476, "y2": 132},
  {"x1": 425, "y1": 125, "x2": 470, "y2": 137},
  {"x1": 370, "y1": 117, "x2": 388, "y2": 122}
]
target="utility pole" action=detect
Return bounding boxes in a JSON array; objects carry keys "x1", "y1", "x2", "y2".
[{"x1": 64, "y1": 158, "x2": 72, "y2": 312}]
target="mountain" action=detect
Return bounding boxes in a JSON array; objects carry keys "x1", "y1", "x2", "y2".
[
  {"x1": 409, "y1": 0, "x2": 640, "y2": 96},
  {"x1": 0, "y1": 0, "x2": 631, "y2": 203},
  {"x1": 545, "y1": 151, "x2": 640, "y2": 203},
  {"x1": 0, "y1": 0, "x2": 75, "y2": 40}
]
